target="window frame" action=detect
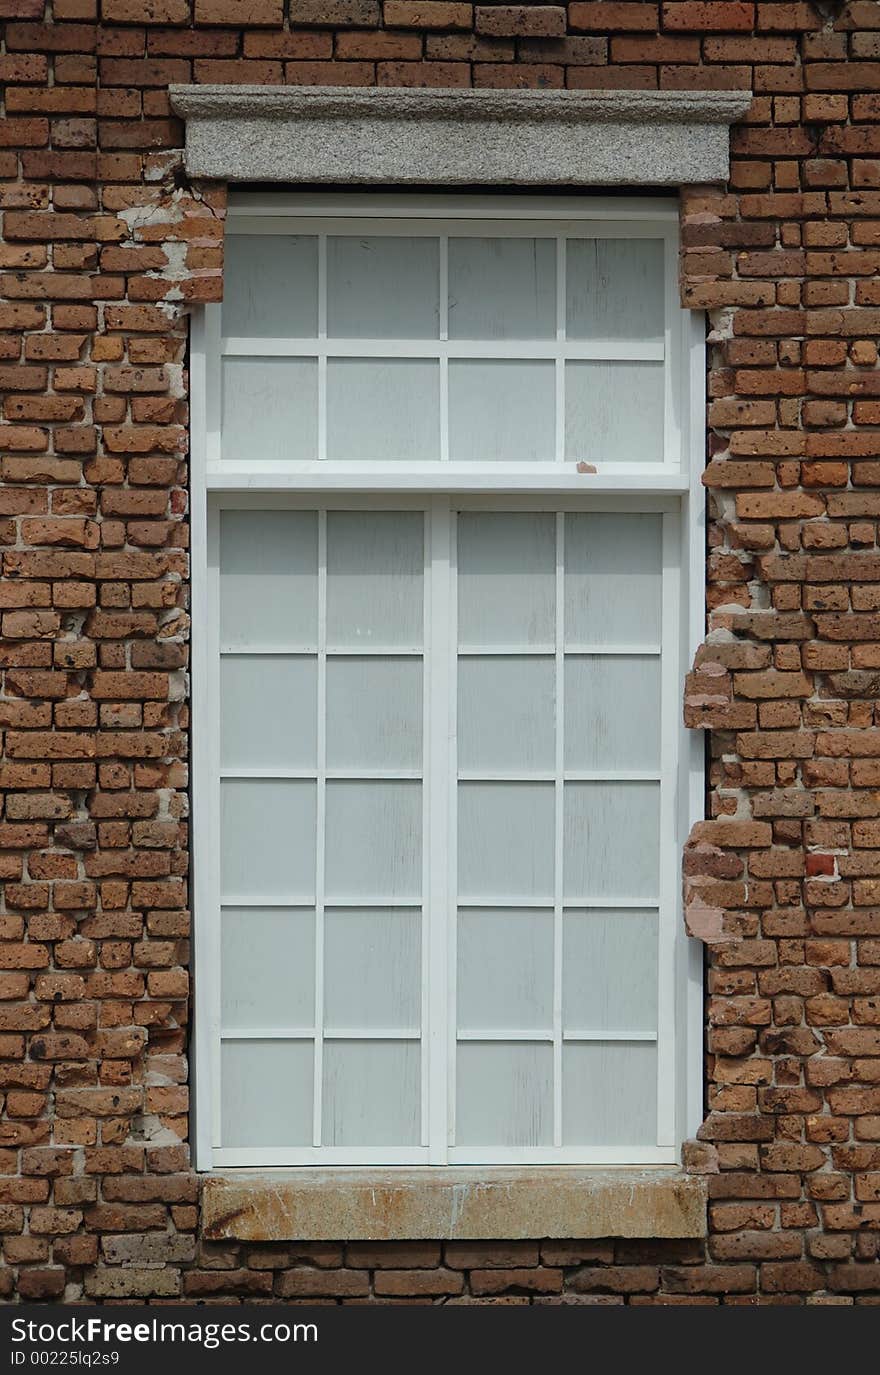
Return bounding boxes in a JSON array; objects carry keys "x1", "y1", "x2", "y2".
[
  {"x1": 190, "y1": 192, "x2": 706, "y2": 1173},
  {"x1": 204, "y1": 192, "x2": 689, "y2": 492}
]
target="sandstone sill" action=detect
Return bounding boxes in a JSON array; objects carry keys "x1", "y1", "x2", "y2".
[{"x1": 200, "y1": 1167, "x2": 707, "y2": 1243}]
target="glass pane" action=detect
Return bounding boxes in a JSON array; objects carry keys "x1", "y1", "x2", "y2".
[
  {"x1": 221, "y1": 1040, "x2": 313, "y2": 1147},
  {"x1": 457, "y1": 909, "x2": 553, "y2": 1033},
  {"x1": 457, "y1": 656, "x2": 555, "y2": 773},
  {"x1": 563, "y1": 781, "x2": 659, "y2": 903},
  {"x1": 221, "y1": 358, "x2": 318, "y2": 463},
  {"x1": 456, "y1": 1042, "x2": 552, "y2": 1147},
  {"x1": 565, "y1": 360, "x2": 664, "y2": 464},
  {"x1": 458, "y1": 782, "x2": 554, "y2": 902},
  {"x1": 219, "y1": 509, "x2": 318, "y2": 649},
  {"x1": 326, "y1": 359, "x2": 440, "y2": 461},
  {"x1": 221, "y1": 779, "x2": 316, "y2": 901},
  {"x1": 563, "y1": 910, "x2": 657, "y2": 1035},
  {"x1": 327, "y1": 235, "x2": 439, "y2": 339},
  {"x1": 221, "y1": 908, "x2": 315, "y2": 1032},
  {"x1": 325, "y1": 657, "x2": 422, "y2": 771},
  {"x1": 322, "y1": 1040, "x2": 420, "y2": 1146},
  {"x1": 562, "y1": 1042, "x2": 656, "y2": 1147},
  {"x1": 564, "y1": 513, "x2": 662, "y2": 647},
  {"x1": 220, "y1": 655, "x2": 317, "y2": 771},
  {"x1": 326, "y1": 511, "x2": 424, "y2": 648},
  {"x1": 564, "y1": 655, "x2": 660, "y2": 771},
  {"x1": 448, "y1": 360, "x2": 555, "y2": 463},
  {"x1": 566, "y1": 238, "x2": 665, "y2": 343},
  {"x1": 325, "y1": 781, "x2": 421, "y2": 903},
  {"x1": 448, "y1": 237, "x2": 556, "y2": 340},
  {"x1": 458, "y1": 512, "x2": 555, "y2": 649},
  {"x1": 222, "y1": 233, "x2": 318, "y2": 339},
  {"x1": 324, "y1": 909, "x2": 420, "y2": 1032}
]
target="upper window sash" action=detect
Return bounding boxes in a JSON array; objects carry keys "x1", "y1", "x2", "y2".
[{"x1": 196, "y1": 194, "x2": 695, "y2": 494}]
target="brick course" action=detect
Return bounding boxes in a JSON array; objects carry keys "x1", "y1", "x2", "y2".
[{"x1": 0, "y1": 0, "x2": 879, "y2": 1304}]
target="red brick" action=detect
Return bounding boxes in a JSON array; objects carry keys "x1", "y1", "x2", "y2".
[
  {"x1": 662, "y1": 2, "x2": 754, "y2": 30},
  {"x1": 470, "y1": 1267, "x2": 564, "y2": 1295},
  {"x1": 103, "y1": 0, "x2": 191, "y2": 18},
  {"x1": 0, "y1": 0, "x2": 872, "y2": 1309},
  {"x1": 475, "y1": 6, "x2": 565, "y2": 36},
  {"x1": 569, "y1": 2, "x2": 658, "y2": 29},
  {"x1": 374, "y1": 1269, "x2": 465, "y2": 1295},
  {"x1": 383, "y1": 2, "x2": 472, "y2": 27},
  {"x1": 193, "y1": 0, "x2": 282, "y2": 22}
]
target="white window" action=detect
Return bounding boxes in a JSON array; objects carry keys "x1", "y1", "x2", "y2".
[{"x1": 192, "y1": 194, "x2": 704, "y2": 1169}]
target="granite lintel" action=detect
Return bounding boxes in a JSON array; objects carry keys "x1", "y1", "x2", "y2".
[{"x1": 168, "y1": 85, "x2": 752, "y2": 187}]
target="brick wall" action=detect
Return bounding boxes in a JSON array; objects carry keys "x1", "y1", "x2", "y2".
[{"x1": 1, "y1": 0, "x2": 880, "y2": 1304}]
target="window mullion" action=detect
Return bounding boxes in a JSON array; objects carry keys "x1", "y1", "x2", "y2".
[
  {"x1": 427, "y1": 497, "x2": 453, "y2": 1163},
  {"x1": 420, "y1": 506, "x2": 431, "y2": 1152},
  {"x1": 656, "y1": 509, "x2": 680, "y2": 1149},
  {"x1": 439, "y1": 235, "x2": 449, "y2": 463},
  {"x1": 555, "y1": 235, "x2": 565, "y2": 465},
  {"x1": 312, "y1": 509, "x2": 328, "y2": 1147},
  {"x1": 662, "y1": 228, "x2": 677, "y2": 470},
  {"x1": 206, "y1": 509, "x2": 223, "y2": 1161},
  {"x1": 317, "y1": 233, "x2": 327, "y2": 462},
  {"x1": 553, "y1": 511, "x2": 565, "y2": 1149}
]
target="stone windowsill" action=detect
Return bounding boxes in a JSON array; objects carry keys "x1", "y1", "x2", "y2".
[{"x1": 201, "y1": 1167, "x2": 706, "y2": 1243}]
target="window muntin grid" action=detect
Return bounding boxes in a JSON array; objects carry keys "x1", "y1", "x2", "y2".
[
  {"x1": 208, "y1": 213, "x2": 682, "y2": 476},
  {"x1": 209, "y1": 497, "x2": 680, "y2": 1167},
  {"x1": 193, "y1": 196, "x2": 701, "y2": 1170}
]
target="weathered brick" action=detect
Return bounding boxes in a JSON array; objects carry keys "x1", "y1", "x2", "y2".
[{"x1": 0, "y1": 0, "x2": 872, "y2": 1310}]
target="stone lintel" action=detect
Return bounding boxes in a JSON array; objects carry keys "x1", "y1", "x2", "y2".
[{"x1": 169, "y1": 86, "x2": 752, "y2": 186}]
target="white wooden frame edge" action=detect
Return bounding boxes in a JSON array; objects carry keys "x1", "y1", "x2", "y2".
[{"x1": 189, "y1": 193, "x2": 707, "y2": 1173}]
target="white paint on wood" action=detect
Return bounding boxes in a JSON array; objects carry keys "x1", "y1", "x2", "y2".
[
  {"x1": 458, "y1": 782, "x2": 556, "y2": 903},
  {"x1": 221, "y1": 1040, "x2": 314, "y2": 1147},
  {"x1": 323, "y1": 1040, "x2": 421, "y2": 1146},
  {"x1": 324, "y1": 780, "x2": 422, "y2": 904},
  {"x1": 222, "y1": 907, "x2": 315, "y2": 1032},
  {"x1": 562, "y1": 909, "x2": 658, "y2": 1036},
  {"x1": 447, "y1": 236, "x2": 556, "y2": 340},
  {"x1": 457, "y1": 512, "x2": 556, "y2": 647},
  {"x1": 566, "y1": 237, "x2": 665, "y2": 343},
  {"x1": 220, "y1": 654, "x2": 317, "y2": 770},
  {"x1": 563, "y1": 781, "x2": 660, "y2": 904},
  {"x1": 457, "y1": 656, "x2": 555, "y2": 773},
  {"x1": 564, "y1": 655, "x2": 661, "y2": 772},
  {"x1": 325, "y1": 509, "x2": 424, "y2": 645},
  {"x1": 327, "y1": 234, "x2": 440, "y2": 339},
  {"x1": 457, "y1": 909, "x2": 554, "y2": 1034},
  {"x1": 448, "y1": 359, "x2": 556, "y2": 464},
  {"x1": 219, "y1": 509, "x2": 318, "y2": 647},
  {"x1": 563, "y1": 512, "x2": 662, "y2": 646},
  {"x1": 221, "y1": 779, "x2": 316, "y2": 902},
  {"x1": 324, "y1": 908, "x2": 421, "y2": 1033},
  {"x1": 209, "y1": 203, "x2": 682, "y2": 481},
  {"x1": 325, "y1": 656, "x2": 422, "y2": 771},
  {"x1": 326, "y1": 358, "x2": 440, "y2": 462},
  {"x1": 565, "y1": 360, "x2": 665, "y2": 464},
  {"x1": 222, "y1": 233, "x2": 318, "y2": 339},
  {"x1": 562, "y1": 1042, "x2": 657, "y2": 1147},
  {"x1": 191, "y1": 193, "x2": 704, "y2": 1168},
  {"x1": 456, "y1": 1042, "x2": 553, "y2": 1148},
  {"x1": 222, "y1": 357, "x2": 318, "y2": 464}
]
